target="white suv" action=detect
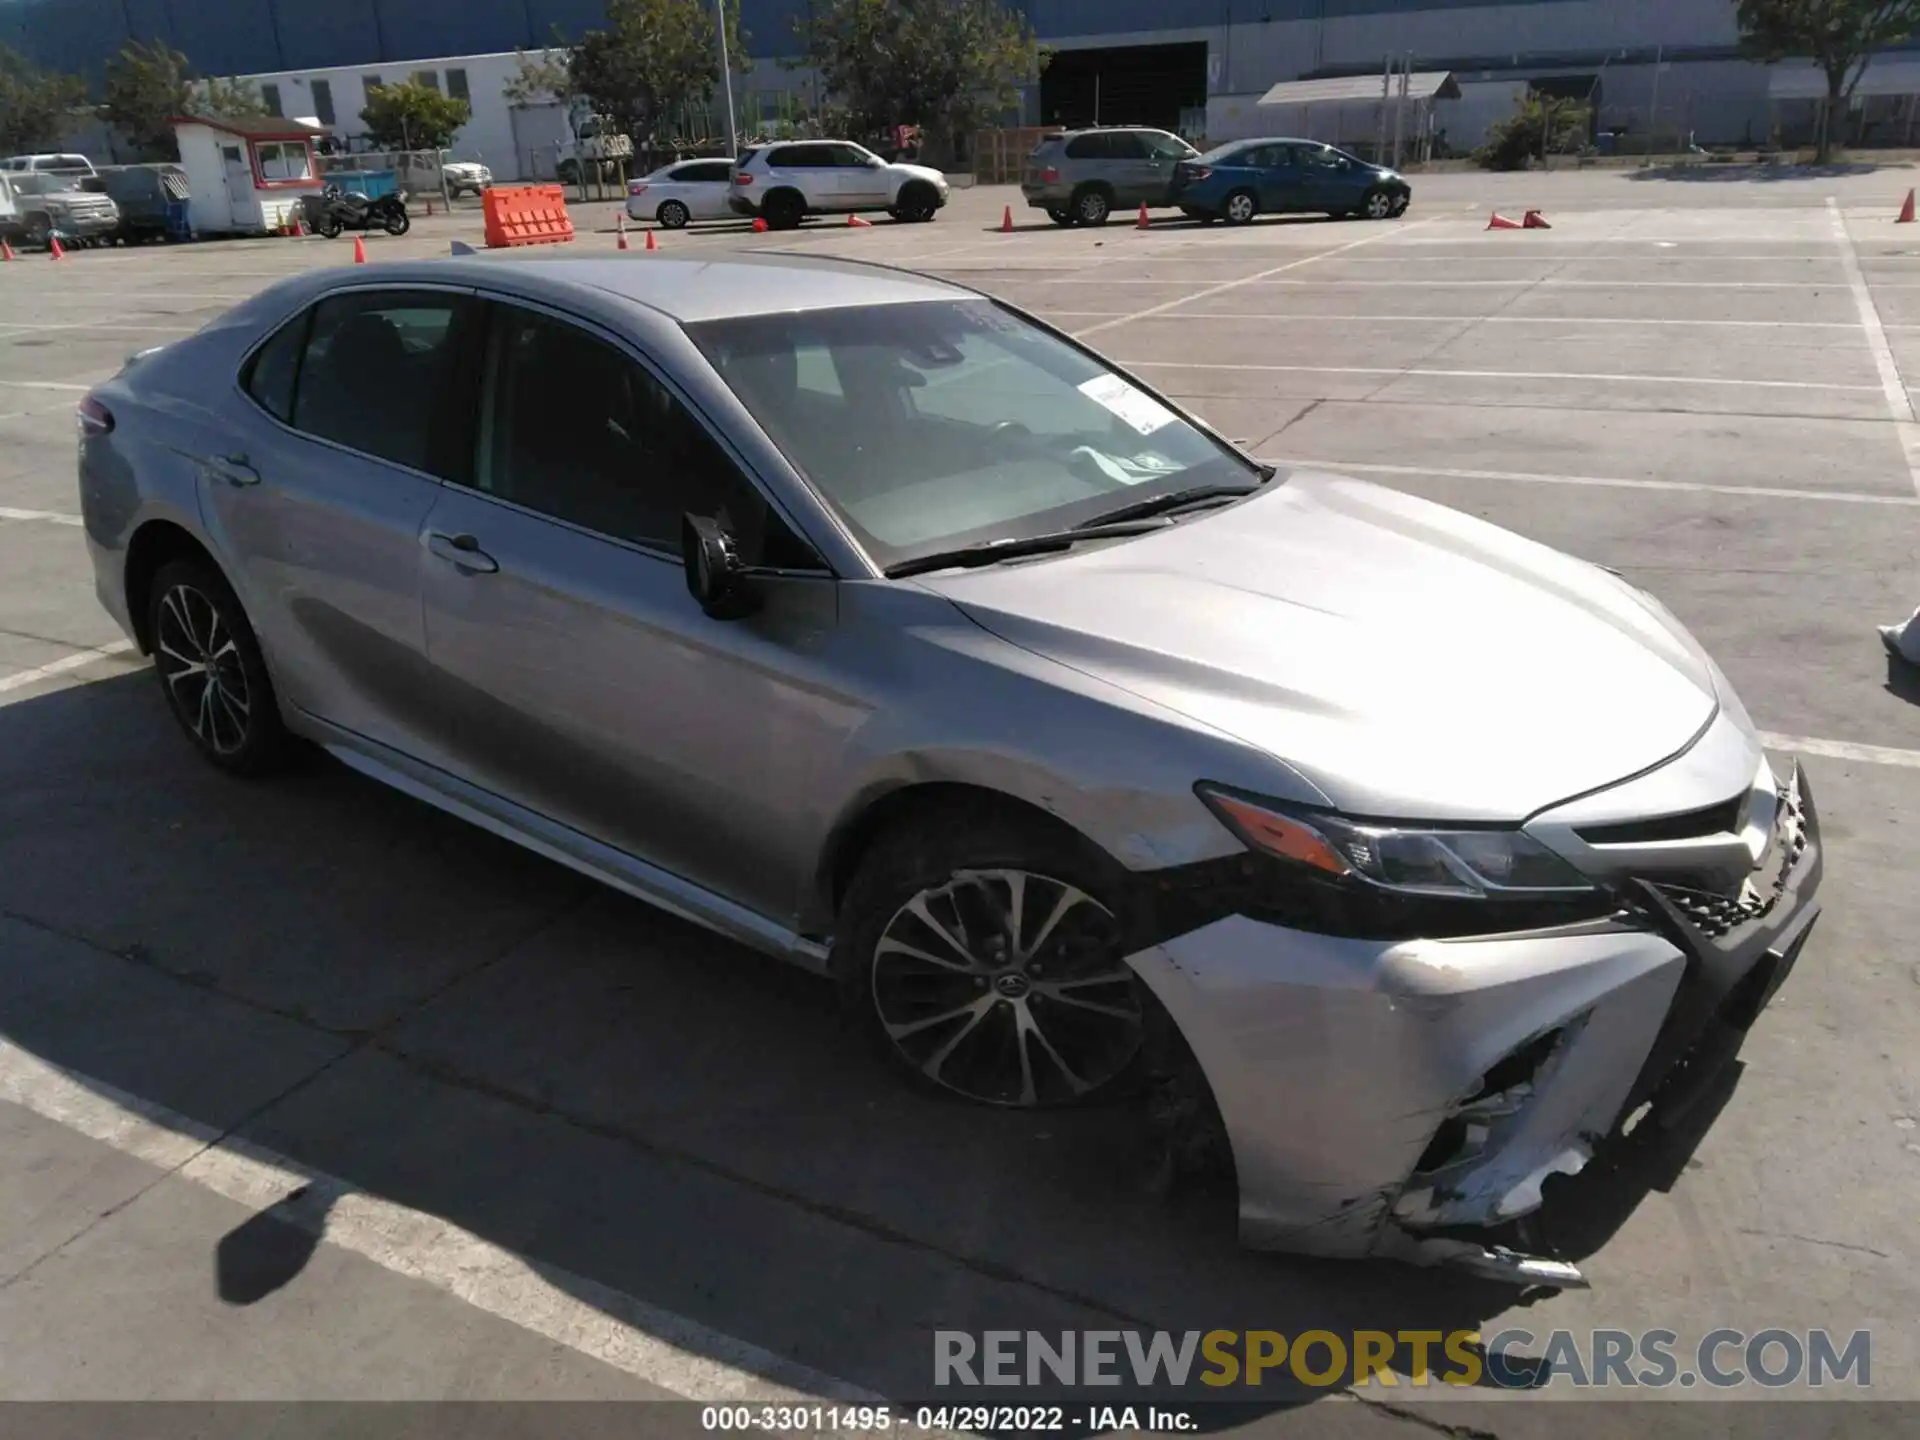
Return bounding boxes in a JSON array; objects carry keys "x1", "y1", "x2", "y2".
[{"x1": 729, "y1": 141, "x2": 947, "y2": 228}]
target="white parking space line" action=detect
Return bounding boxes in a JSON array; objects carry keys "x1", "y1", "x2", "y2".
[
  {"x1": 1828, "y1": 197, "x2": 1920, "y2": 498},
  {"x1": 0, "y1": 640, "x2": 138, "y2": 695},
  {"x1": 1069, "y1": 215, "x2": 1445, "y2": 337},
  {"x1": 1035, "y1": 277, "x2": 1876, "y2": 290},
  {"x1": 0, "y1": 380, "x2": 93, "y2": 393},
  {"x1": 0, "y1": 321, "x2": 199, "y2": 335},
  {"x1": 1257, "y1": 457, "x2": 1920, "y2": 508},
  {"x1": 0, "y1": 506, "x2": 83, "y2": 526},
  {"x1": 1128, "y1": 360, "x2": 1878, "y2": 392},
  {"x1": 1055, "y1": 312, "x2": 1864, "y2": 331},
  {"x1": 0, "y1": 1038, "x2": 881, "y2": 1403},
  {"x1": 1762, "y1": 733, "x2": 1920, "y2": 769}
]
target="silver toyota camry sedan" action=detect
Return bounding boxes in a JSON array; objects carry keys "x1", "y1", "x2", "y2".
[{"x1": 77, "y1": 254, "x2": 1822, "y2": 1286}]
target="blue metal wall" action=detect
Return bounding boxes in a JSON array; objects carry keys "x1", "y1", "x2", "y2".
[{"x1": 1, "y1": 0, "x2": 1588, "y2": 78}]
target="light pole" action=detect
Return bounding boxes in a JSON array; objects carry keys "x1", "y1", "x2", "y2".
[{"x1": 715, "y1": 0, "x2": 739, "y2": 159}]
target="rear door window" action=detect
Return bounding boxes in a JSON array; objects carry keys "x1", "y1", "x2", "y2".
[
  {"x1": 1105, "y1": 132, "x2": 1151, "y2": 160},
  {"x1": 1064, "y1": 133, "x2": 1110, "y2": 160},
  {"x1": 288, "y1": 290, "x2": 471, "y2": 474}
]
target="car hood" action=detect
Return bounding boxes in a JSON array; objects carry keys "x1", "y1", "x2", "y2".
[{"x1": 920, "y1": 470, "x2": 1721, "y2": 821}]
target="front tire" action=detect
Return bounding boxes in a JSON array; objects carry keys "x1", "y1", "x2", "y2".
[
  {"x1": 894, "y1": 181, "x2": 939, "y2": 223},
  {"x1": 147, "y1": 559, "x2": 293, "y2": 777},
  {"x1": 1362, "y1": 187, "x2": 1395, "y2": 220},
  {"x1": 657, "y1": 198, "x2": 691, "y2": 229},
  {"x1": 835, "y1": 808, "x2": 1146, "y2": 1109},
  {"x1": 316, "y1": 213, "x2": 342, "y2": 239}
]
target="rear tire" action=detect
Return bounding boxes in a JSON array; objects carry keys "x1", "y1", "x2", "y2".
[
  {"x1": 316, "y1": 214, "x2": 342, "y2": 239},
  {"x1": 146, "y1": 558, "x2": 293, "y2": 778},
  {"x1": 834, "y1": 804, "x2": 1146, "y2": 1110},
  {"x1": 1070, "y1": 185, "x2": 1112, "y2": 226},
  {"x1": 1222, "y1": 189, "x2": 1258, "y2": 226},
  {"x1": 657, "y1": 199, "x2": 691, "y2": 229},
  {"x1": 382, "y1": 210, "x2": 410, "y2": 236},
  {"x1": 763, "y1": 189, "x2": 805, "y2": 230}
]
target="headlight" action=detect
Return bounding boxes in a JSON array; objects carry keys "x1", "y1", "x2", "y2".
[{"x1": 1197, "y1": 786, "x2": 1596, "y2": 899}]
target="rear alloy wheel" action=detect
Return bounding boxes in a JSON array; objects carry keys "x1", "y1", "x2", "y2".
[
  {"x1": 657, "y1": 198, "x2": 691, "y2": 229},
  {"x1": 383, "y1": 209, "x2": 410, "y2": 236},
  {"x1": 1072, "y1": 186, "x2": 1112, "y2": 226},
  {"x1": 1363, "y1": 187, "x2": 1395, "y2": 220},
  {"x1": 1223, "y1": 189, "x2": 1258, "y2": 226},
  {"x1": 764, "y1": 190, "x2": 805, "y2": 230},
  {"x1": 147, "y1": 559, "x2": 292, "y2": 776}
]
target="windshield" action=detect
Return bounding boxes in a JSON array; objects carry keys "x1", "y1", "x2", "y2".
[
  {"x1": 688, "y1": 299, "x2": 1261, "y2": 571},
  {"x1": 11, "y1": 174, "x2": 66, "y2": 196}
]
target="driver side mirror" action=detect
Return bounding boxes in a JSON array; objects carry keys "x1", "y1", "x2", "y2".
[{"x1": 682, "y1": 513, "x2": 761, "y2": 620}]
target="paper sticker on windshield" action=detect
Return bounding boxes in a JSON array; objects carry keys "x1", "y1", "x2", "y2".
[{"x1": 1078, "y1": 373, "x2": 1176, "y2": 436}]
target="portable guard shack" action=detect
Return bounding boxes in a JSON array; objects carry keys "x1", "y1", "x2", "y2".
[{"x1": 168, "y1": 114, "x2": 325, "y2": 236}]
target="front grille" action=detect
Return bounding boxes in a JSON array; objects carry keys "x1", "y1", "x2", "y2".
[
  {"x1": 1635, "y1": 780, "x2": 1808, "y2": 939},
  {"x1": 1575, "y1": 794, "x2": 1744, "y2": 845}
]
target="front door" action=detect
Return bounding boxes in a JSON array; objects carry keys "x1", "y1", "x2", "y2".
[
  {"x1": 828, "y1": 142, "x2": 889, "y2": 207},
  {"x1": 200, "y1": 285, "x2": 478, "y2": 751},
  {"x1": 415, "y1": 299, "x2": 853, "y2": 921},
  {"x1": 1298, "y1": 144, "x2": 1363, "y2": 214}
]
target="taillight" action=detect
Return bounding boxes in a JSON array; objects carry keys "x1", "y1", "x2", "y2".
[
  {"x1": 1041, "y1": 167, "x2": 1060, "y2": 183},
  {"x1": 628, "y1": 182, "x2": 647, "y2": 196},
  {"x1": 735, "y1": 172, "x2": 753, "y2": 185},
  {"x1": 1185, "y1": 165, "x2": 1213, "y2": 180},
  {"x1": 77, "y1": 395, "x2": 113, "y2": 435}
]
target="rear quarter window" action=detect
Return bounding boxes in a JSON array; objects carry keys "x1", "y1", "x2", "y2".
[{"x1": 241, "y1": 310, "x2": 311, "y2": 423}]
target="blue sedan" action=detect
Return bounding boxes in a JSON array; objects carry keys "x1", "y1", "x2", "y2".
[{"x1": 1168, "y1": 137, "x2": 1412, "y2": 225}]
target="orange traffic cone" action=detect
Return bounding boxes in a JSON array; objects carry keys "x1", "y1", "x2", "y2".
[
  {"x1": 1001, "y1": 204, "x2": 1013, "y2": 233},
  {"x1": 49, "y1": 236, "x2": 65, "y2": 259},
  {"x1": 1899, "y1": 189, "x2": 1916, "y2": 223},
  {"x1": 849, "y1": 214, "x2": 872, "y2": 227},
  {"x1": 424, "y1": 196, "x2": 434, "y2": 216},
  {"x1": 1486, "y1": 212, "x2": 1521, "y2": 230},
  {"x1": 291, "y1": 209, "x2": 305, "y2": 237},
  {"x1": 644, "y1": 228, "x2": 657, "y2": 251},
  {"x1": 617, "y1": 214, "x2": 630, "y2": 250},
  {"x1": 1522, "y1": 209, "x2": 1551, "y2": 229},
  {"x1": 1, "y1": 237, "x2": 14, "y2": 261},
  {"x1": 352, "y1": 234, "x2": 367, "y2": 264},
  {"x1": 752, "y1": 216, "x2": 768, "y2": 233},
  {"x1": 1136, "y1": 203, "x2": 1151, "y2": 228}
]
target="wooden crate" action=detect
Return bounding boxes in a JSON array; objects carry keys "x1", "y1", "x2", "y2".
[{"x1": 971, "y1": 127, "x2": 1054, "y2": 184}]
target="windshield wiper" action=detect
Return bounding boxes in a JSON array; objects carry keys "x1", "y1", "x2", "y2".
[
  {"x1": 1070, "y1": 477, "x2": 1270, "y2": 530},
  {"x1": 884, "y1": 520, "x2": 1169, "y2": 579}
]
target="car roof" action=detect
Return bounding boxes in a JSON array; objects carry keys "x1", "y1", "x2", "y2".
[{"x1": 302, "y1": 253, "x2": 976, "y2": 325}]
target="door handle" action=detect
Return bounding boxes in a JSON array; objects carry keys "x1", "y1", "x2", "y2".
[
  {"x1": 425, "y1": 531, "x2": 498, "y2": 574},
  {"x1": 210, "y1": 453, "x2": 259, "y2": 486}
]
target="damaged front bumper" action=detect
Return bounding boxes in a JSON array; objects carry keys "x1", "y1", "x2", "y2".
[{"x1": 1124, "y1": 761, "x2": 1822, "y2": 1287}]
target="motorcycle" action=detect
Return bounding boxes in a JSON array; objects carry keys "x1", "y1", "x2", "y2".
[{"x1": 301, "y1": 184, "x2": 411, "y2": 239}]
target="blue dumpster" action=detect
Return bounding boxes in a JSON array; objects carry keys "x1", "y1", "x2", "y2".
[{"x1": 328, "y1": 169, "x2": 399, "y2": 200}]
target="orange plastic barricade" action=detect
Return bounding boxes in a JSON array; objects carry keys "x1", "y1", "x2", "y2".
[{"x1": 483, "y1": 185, "x2": 576, "y2": 248}]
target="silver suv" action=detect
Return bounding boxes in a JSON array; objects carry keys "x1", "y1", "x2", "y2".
[{"x1": 1021, "y1": 127, "x2": 1200, "y2": 226}]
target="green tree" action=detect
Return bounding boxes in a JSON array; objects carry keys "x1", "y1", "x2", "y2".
[
  {"x1": 1737, "y1": 0, "x2": 1920, "y2": 161},
  {"x1": 792, "y1": 0, "x2": 1046, "y2": 162},
  {"x1": 358, "y1": 80, "x2": 473, "y2": 150},
  {"x1": 566, "y1": 0, "x2": 747, "y2": 146},
  {"x1": 102, "y1": 37, "x2": 195, "y2": 160},
  {"x1": 503, "y1": 47, "x2": 572, "y2": 107},
  {"x1": 0, "y1": 45, "x2": 85, "y2": 155},
  {"x1": 1474, "y1": 91, "x2": 1591, "y2": 170},
  {"x1": 193, "y1": 76, "x2": 271, "y2": 119}
]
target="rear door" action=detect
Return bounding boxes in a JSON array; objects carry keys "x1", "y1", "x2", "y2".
[
  {"x1": 677, "y1": 159, "x2": 735, "y2": 218},
  {"x1": 200, "y1": 285, "x2": 478, "y2": 751},
  {"x1": 1251, "y1": 144, "x2": 1307, "y2": 211}
]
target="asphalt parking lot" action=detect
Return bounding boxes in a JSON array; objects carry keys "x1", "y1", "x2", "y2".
[{"x1": 2, "y1": 168, "x2": 1918, "y2": 1434}]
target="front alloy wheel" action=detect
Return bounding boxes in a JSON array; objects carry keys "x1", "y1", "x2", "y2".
[
  {"x1": 870, "y1": 869, "x2": 1144, "y2": 1107},
  {"x1": 1363, "y1": 188, "x2": 1395, "y2": 220}
]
